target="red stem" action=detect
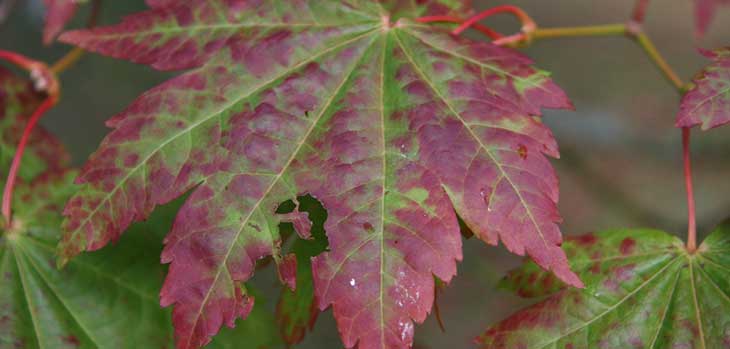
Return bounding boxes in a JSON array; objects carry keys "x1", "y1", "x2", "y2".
[
  {"x1": 683, "y1": 127, "x2": 697, "y2": 252},
  {"x1": 2, "y1": 98, "x2": 55, "y2": 223},
  {"x1": 416, "y1": 15, "x2": 503, "y2": 39},
  {"x1": 0, "y1": 50, "x2": 59, "y2": 226},
  {"x1": 452, "y1": 5, "x2": 536, "y2": 36},
  {"x1": 0, "y1": 50, "x2": 38, "y2": 71}
]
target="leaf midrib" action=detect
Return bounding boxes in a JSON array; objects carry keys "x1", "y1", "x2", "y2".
[
  {"x1": 392, "y1": 29, "x2": 556, "y2": 265},
  {"x1": 179, "y1": 29, "x2": 381, "y2": 349}
]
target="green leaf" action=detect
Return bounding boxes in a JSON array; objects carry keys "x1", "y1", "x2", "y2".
[{"x1": 478, "y1": 223, "x2": 730, "y2": 348}]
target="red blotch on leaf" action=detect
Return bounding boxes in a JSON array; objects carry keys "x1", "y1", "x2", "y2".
[{"x1": 619, "y1": 238, "x2": 636, "y2": 255}]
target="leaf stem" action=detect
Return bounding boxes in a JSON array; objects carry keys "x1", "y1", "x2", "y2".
[
  {"x1": 683, "y1": 128, "x2": 697, "y2": 252},
  {"x1": 0, "y1": 51, "x2": 59, "y2": 227},
  {"x1": 532, "y1": 24, "x2": 627, "y2": 39},
  {"x1": 415, "y1": 16, "x2": 502, "y2": 39},
  {"x1": 630, "y1": 31, "x2": 685, "y2": 91},
  {"x1": 452, "y1": 5, "x2": 536, "y2": 37},
  {"x1": 1, "y1": 98, "x2": 56, "y2": 224},
  {"x1": 50, "y1": 0, "x2": 101, "y2": 74}
]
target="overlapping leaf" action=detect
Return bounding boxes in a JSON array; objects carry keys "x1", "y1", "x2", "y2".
[
  {"x1": 0, "y1": 175, "x2": 284, "y2": 349},
  {"x1": 58, "y1": 1, "x2": 579, "y2": 348},
  {"x1": 694, "y1": 0, "x2": 730, "y2": 37},
  {"x1": 677, "y1": 48, "x2": 730, "y2": 130},
  {"x1": 43, "y1": 0, "x2": 79, "y2": 44},
  {"x1": 0, "y1": 69, "x2": 282, "y2": 349},
  {"x1": 275, "y1": 196, "x2": 328, "y2": 345},
  {"x1": 478, "y1": 224, "x2": 730, "y2": 348}
]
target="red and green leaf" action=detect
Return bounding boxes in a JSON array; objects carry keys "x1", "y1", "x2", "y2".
[
  {"x1": 694, "y1": 0, "x2": 730, "y2": 37},
  {"x1": 478, "y1": 224, "x2": 730, "y2": 348},
  {"x1": 677, "y1": 48, "x2": 730, "y2": 130},
  {"x1": 58, "y1": 1, "x2": 580, "y2": 348},
  {"x1": 43, "y1": 0, "x2": 78, "y2": 44}
]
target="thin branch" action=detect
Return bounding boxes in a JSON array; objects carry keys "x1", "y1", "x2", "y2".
[
  {"x1": 533, "y1": 24, "x2": 627, "y2": 40},
  {"x1": 630, "y1": 32, "x2": 684, "y2": 92}
]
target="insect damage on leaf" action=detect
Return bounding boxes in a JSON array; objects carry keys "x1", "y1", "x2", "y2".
[
  {"x1": 58, "y1": 1, "x2": 580, "y2": 348},
  {"x1": 694, "y1": 0, "x2": 730, "y2": 38},
  {"x1": 275, "y1": 195, "x2": 329, "y2": 345},
  {"x1": 43, "y1": 0, "x2": 79, "y2": 44},
  {"x1": 479, "y1": 223, "x2": 730, "y2": 349},
  {"x1": 677, "y1": 48, "x2": 730, "y2": 130}
]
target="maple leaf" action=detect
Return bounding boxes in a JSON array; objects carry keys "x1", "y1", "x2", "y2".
[
  {"x1": 58, "y1": 1, "x2": 580, "y2": 348},
  {"x1": 694, "y1": 0, "x2": 730, "y2": 38},
  {"x1": 478, "y1": 224, "x2": 730, "y2": 348},
  {"x1": 43, "y1": 0, "x2": 78, "y2": 44},
  {"x1": 676, "y1": 48, "x2": 730, "y2": 130}
]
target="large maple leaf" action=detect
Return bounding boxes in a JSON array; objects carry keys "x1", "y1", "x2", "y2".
[
  {"x1": 58, "y1": 1, "x2": 580, "y2": 348},
  {"x1": 676, "y1": 48, "x2": 730, "y2": 130},
  {"x1": 478, "y1": 224, "x2": 730, "y2": 348}
]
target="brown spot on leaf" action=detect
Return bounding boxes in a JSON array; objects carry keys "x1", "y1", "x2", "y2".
[
  {"x1": 363, "y1": 222, "x2": 374, "y2": 232},
  {"x1": 517, "y1": 144, "x2": 528, "y2": 159},
  {"x1": 62, "y1": 335, "x2": 80, "y2": 347}
]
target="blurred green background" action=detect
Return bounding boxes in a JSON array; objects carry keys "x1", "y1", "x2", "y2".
[{"x1": 2, "y1": 0, "x2": 730, "y2": 347}]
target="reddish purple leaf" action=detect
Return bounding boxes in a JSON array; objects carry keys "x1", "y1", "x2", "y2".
[
  {"x1": 676, "y1": 48, "x2": 730, "y2": 130},
  {"x1": 695, "y1": 0, "x2": 730, "y2": 37},
  {"x1": 43, "y1": 0, "x2": 78, "y2": 44},
  {"x1": 57, "y1": 1, "x2": 580, "y2": 348}
]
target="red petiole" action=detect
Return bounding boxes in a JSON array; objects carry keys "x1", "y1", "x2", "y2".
[
  {"x1": 683, "y1": 127, "x2": 697, "y2": 252},
  {"x1": 0, "y1": 50, "x2": 59, "y2": 227},
  {"x1": 415, "y1": 15, "x2": 503, "y2": 40}
]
